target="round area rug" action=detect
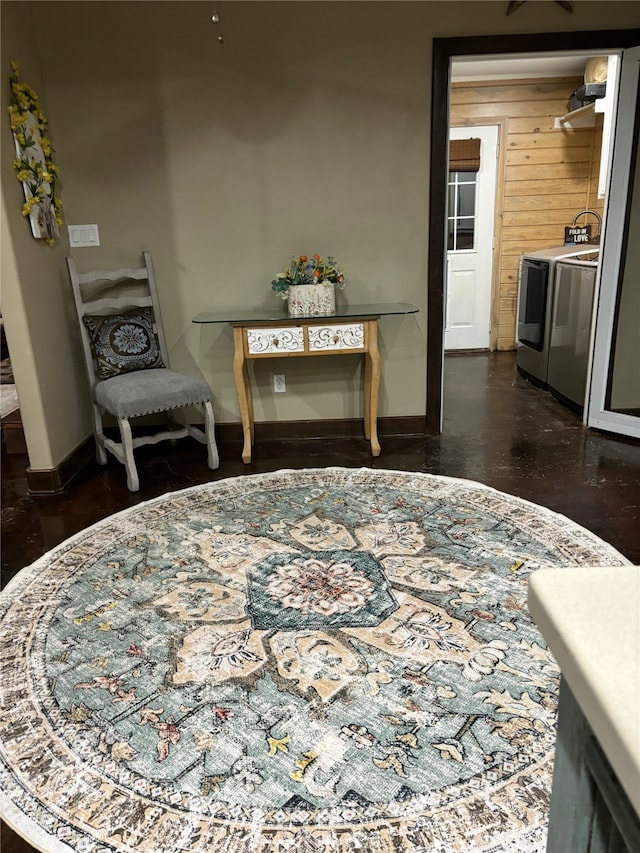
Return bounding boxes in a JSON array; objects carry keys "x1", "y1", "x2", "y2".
[{"x1": 0, "y1": 468, "x2": 630, "y2": 853}]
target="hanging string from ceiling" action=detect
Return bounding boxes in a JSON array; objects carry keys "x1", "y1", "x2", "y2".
[{"x1": 211, "y1": 6, "x2": 224, "y2": 44}]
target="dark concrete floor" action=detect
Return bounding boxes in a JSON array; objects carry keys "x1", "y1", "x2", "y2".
[{"x1": 1, "y1": 351, "x2": 639, "y2": 851}]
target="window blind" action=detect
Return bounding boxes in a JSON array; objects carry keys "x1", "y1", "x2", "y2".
[{"x1": 449, "y1": 138, "x2": 481, "y2": 172}]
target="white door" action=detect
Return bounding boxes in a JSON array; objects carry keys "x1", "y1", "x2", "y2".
[
  {"x1": 587, "y1": 46, "x2": 640, "y2": 439},
  {"x1": 445, "y1": 125, "x2": 498, "y2": 351}
]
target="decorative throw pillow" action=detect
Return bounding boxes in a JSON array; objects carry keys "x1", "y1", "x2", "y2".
[{"x1": 83, "y1": 309, "x2": 165, "y2": 380}]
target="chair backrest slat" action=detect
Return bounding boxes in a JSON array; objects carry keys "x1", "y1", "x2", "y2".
[
  {"x1": 78, "y1": 295, "x2": 154, "y2": 316},
  {"x1": 75, "y1": 267, "x2": 148, "y2": 285}
]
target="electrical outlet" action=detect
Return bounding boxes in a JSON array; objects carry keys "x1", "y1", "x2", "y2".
[{"x1": 273, "y1": 374, "x2": 286, "y2": 393}]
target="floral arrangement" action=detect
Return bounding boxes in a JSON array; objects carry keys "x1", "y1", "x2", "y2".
[
  {"x1": 8, "y1": 60, "x2": 63, "y2": 245},
  {"x1": 271, "y1": 254, "x2": 346, "y2": 297}
]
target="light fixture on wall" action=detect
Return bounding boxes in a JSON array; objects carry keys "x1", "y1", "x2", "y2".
[{"x1": 211, "y1": 6, "x2": 224, "y2": 44}]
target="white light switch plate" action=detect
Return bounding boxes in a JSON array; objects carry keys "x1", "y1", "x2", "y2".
[{"x1": 68, "y1": 224, "x2": 100, "y2": 247}]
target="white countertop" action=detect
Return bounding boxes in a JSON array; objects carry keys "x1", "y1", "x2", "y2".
[{"x1": 528, "y1": 564, "x2": 640, "y2": 816}]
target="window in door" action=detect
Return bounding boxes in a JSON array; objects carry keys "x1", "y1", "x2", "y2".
[{"x1": 447, "y1": 171, "x2": 477, "y2": 251}]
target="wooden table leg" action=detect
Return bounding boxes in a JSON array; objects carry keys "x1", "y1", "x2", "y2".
[
  {"x1": 232, "y1": 327, "x2": 254, "y2": 463},
  {"x1": 363, "y1": 335, "x2": 372, "y2": 441},
  {"x1": 366, "y1": 320, "x2": 381, "y2": 457},
  {"x1": 246, "y1": 360, "x2": 255, "y2": 445}
]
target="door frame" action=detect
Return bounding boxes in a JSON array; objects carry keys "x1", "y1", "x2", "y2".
[
  {"x1": 587, "y1": 46, "x2": 640, "y2": 438},
  {"x1": 427, "y1": 28, "x2": 640, "y2": 434}
]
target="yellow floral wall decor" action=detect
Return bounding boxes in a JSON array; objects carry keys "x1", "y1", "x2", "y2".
[{"x1": 7, "y1": 61, "x2": 63, "y2": 245}]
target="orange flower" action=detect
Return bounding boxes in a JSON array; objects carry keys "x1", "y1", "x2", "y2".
[
  {"x1": 300, "y1": 255, "x2": 308, "y2": 262},
  {"x1": 313, "y1": 254, "x2": 320, "y2": 260}
]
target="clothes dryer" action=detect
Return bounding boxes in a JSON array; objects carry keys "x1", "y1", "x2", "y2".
[{"x1": 516, "y1": 246, "x2": 598, "y2": 387}]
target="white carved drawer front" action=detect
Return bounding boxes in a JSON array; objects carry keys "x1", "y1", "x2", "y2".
[
  {"x1": 308, "y1": 323, "x2": 365, "y2": 351},
  {"x1": 246, "y1": 327, "x2": 304, "y2": 354}
]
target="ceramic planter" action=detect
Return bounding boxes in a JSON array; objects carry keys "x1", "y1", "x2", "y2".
[{"x1": 287, "y1": 281, "x2": 336, "y2": 318}]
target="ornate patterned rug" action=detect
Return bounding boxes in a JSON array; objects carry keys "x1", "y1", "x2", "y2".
[{"x1": 0, "y1": 468, "x2": 629, "y2": 853}]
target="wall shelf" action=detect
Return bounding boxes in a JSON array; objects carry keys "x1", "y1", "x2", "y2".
[{"x1": 554, "y1": 103, "x2": 596, "y2": 129}]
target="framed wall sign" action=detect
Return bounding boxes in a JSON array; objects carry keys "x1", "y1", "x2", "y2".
[{"x1": 564, "y1": 224, "x2": 592, "y2": 245}]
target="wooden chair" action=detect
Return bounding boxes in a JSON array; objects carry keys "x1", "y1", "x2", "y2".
[{"x1": 67, "y1": 251, "x2": 219, "y2": 491}]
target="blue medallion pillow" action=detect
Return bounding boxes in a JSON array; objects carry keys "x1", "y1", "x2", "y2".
[{"x1": 83, "y1": 309, "x2": 165, "y2": 380}]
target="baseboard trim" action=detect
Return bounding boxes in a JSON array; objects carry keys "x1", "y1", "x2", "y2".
[
  {"x1": 215, "y1": 415, "x2": 427, "y2": 444},
  {"x1": 26, "y1": 436, "x2": 95, "y2": 496},
  {"x1": 25, "y1": 417, "x2": 427, "y2": 495}
]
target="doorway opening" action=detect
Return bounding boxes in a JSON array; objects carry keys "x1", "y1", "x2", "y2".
[
  {"x1": 447, "y1": 49, "x2": 616, "y2": 424},
  {"x1": 0, "y1": 315, "x2": 25, "y2": 455},
  {"x1": 428, "y1": 29, "x2": 640, "y2": 435}
]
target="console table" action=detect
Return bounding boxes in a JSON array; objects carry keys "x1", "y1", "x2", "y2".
[{"x1": 193, "y1": 303, "x2": 419, "y2": 463}]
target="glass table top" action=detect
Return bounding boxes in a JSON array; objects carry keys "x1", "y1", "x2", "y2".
[{"x1": 193, "y1": 302, "x2": 420, "y2": 324}]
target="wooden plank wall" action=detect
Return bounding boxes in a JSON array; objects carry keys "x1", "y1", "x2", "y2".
[{"x1": 451, "y1": 77, "x2": 605, "y2": 350}]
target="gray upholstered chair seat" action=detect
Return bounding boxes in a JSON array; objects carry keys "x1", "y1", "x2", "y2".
[{"x1": 95, "y1": 369, "x2": 211, "y2": 419}]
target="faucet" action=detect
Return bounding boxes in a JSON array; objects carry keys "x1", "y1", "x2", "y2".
[{"x1": 572, "y1": 210, "x2": 602, "y2": 242}]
